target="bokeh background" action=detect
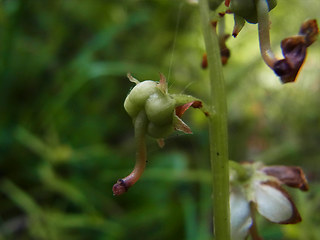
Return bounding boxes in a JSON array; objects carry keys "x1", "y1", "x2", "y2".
[{"x1": 0, "y1": 0, "x2": 319, "y2": 239}]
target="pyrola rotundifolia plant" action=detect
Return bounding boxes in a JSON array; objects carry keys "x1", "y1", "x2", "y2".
[
  {"x1": 114, "y1": 0, "x2": 318, "y2": 239},
  {"x1": 112, "y1": 73, "x2": 209, "y2": 196}
]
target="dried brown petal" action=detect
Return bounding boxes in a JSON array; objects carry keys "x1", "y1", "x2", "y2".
[
  {"x1": 261, "y1": 166, "x2": 309, "y2": 191},
  {"x1": 273, "y1": 36, "x2": 306, "y2": 83},
  {"x1": 273, "y1": 20, "x2": 318, "y2": 83},
  {"x1": 299, "y1": 19, "x2": 319, "y2": 47},
  {"x1": 175, "y1": 101, "x2": 203, "y2": 118},
  {"x1": 281, "y1": 36, "x2": 306, "y2": 60},
  {"x1": 219, "y1": 34, "x2": 231, "y2": 65}
]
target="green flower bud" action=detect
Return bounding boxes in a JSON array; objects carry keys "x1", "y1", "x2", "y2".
[{"x1": 230, "y1": 0, "x2": 277, "y2": 24}]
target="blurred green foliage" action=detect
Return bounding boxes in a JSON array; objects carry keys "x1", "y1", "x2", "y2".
[{"x1": 0, "y1": 0, "x2": 319, "y2": 239}]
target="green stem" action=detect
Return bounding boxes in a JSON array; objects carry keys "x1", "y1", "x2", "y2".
[{"x1": 199, "y1": 1, "x2": 230, "y2": 239}]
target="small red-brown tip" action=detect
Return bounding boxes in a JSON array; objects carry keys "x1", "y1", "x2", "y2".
[{"x1": 112, "y1": 179, "x2": 128, "y2": 196}]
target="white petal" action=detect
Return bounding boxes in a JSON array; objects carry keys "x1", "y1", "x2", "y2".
[
  {"x1": 255, "y1": 183, "x2": 293, "y2": 223},
  {"x1": 230, "y1": 188, "x2": 252, "y2": 240}
]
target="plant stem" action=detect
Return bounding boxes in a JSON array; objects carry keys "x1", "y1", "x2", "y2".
[
  {"x1": 199, "y1": 1, "x2": 230, "y2": 239},
  {"x1": 256, "y1": 0, "x2": 277, "y2": 68}
]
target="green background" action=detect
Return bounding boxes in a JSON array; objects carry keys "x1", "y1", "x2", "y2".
[{"x1": 0, "y1": 0, "x2": 319, "y2": 239}]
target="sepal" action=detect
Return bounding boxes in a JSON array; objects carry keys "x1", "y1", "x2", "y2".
[{"x1": 173, "y1": 115, "x2": 193, "y2": 134}]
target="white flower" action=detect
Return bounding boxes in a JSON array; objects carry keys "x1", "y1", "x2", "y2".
[{"x1": 229, "y1": 162, "x2": 308, "y2": 240}]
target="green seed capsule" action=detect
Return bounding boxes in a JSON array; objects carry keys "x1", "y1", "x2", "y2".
[
  {"x1": 124, "y1": 73, "x2": 197, "y2": 139},
  {"x1": 145, "y1": 92, "x2": 175, "y2": 126},
  {"x1": 230, "y1": 0, "x2": 277, "y2": 24},
  {"x1": 147, "y1": 122, "x2": 174, "y2": 138},
  {"x1": 209, "y1": 0, "x2": 224, "y2": 10}
]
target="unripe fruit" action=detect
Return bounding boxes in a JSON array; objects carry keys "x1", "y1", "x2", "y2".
[
  {"x1": 230, "y1": 0, "x2": 277, "y2": 24},
  {"x1": 145, "y1": 93, "x2": 175, "y2": 126},
  {"x1": 209, "y1": 0, "x2": 224, "y2": 10},
  {"x1": 147, "y1": 122, "x2": 174, "y2": 139},
  {"x1": 124, "y1": 75, "x2": 177, "y2": 139}
]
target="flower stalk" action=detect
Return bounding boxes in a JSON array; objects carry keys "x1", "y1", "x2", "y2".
[
  {"x1": 256, "y1": 0, "x2": 277, "y2": 68},
  {"x1": 199, "y1": 0, "x2": 230, "y2": 239}
]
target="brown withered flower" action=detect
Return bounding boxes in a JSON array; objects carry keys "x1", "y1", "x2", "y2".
[
  {"x1": 255, "y1": 0, "x2": 319, "y2": 83},
  {"x1": 274, "y1": 19, "x2": 319, "y2": 83},
  {"x1": 272, "y1": 36, "x2": 307, "y2": 83}
]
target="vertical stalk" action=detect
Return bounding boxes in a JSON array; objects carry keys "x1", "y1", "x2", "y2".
[{"x1": 199, "y1": 0, "x2": 230, "y2": 239}]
